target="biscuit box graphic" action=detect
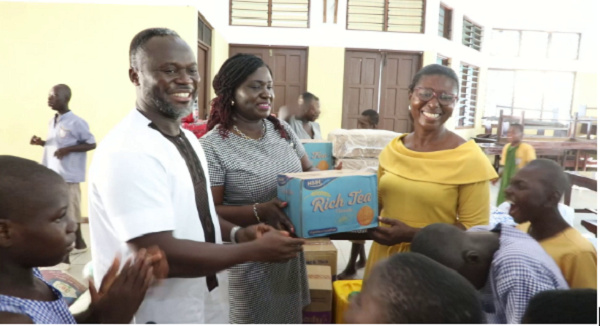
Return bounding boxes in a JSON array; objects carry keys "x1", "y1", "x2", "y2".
[
  {"x1": 301, "y1": 140, "x2": 334, "y2": 170},
  {"x1": 277, "y1": 170, "x2": 378, "y2": 238}
]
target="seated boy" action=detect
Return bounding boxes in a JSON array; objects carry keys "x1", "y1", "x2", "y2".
[
  {"x1": 344, "y1": 252, "x2": 482, "y2": 324},
  {"x1": 0, "y1": 155, "x2": 165, "y2": 323},
  {"x1": 506, "y1": 159, "x2": 597, "y2": 289},
  {"x1": 411, "y1": 223, "x2": 568, "y2": 324},
  {"x1": 494, "y1": 123, "x2": 536, "y2": 206}
]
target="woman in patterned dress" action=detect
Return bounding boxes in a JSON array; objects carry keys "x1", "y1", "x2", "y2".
[{"x1": 200, "y1": 54, "x2": 319, "y2": 323}]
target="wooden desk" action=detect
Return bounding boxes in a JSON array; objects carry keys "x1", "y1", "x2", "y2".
[
  {"x1": 564, "y1": 171, "x2": 597, "y2": 207},
  {"x1": 479, "y1": 140, "x2": 597, "y2": 171},
  {"x1": 581, "y1": 219, "x2": 597, "y2": 237}
]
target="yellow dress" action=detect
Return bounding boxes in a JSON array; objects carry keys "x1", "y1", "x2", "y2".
[
  {"x1": 517, "y1": 223, "x2": 597, "y2": 289},
  {"x1": 364, "y1": 134, "x2": 498, "y2": 277},
  {"x1": 500, "y1": 142, "x2": 536, "y2": 169}
]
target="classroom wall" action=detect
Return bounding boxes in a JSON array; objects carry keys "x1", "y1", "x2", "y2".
[
  {"x1": 0, "y1": 1, "x2": 198, "y2": 216},
  {"x1": 306, "y1": 47, "x2": 345, "y2": 138}
]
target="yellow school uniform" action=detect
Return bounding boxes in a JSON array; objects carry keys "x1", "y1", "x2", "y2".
[
  {"x1": 517, "y1": 223, "x2": 597, "y2": 289},
  {"x1": 500, "y1": 142, "x2": 536, "y2": 169},
  {"x1": 364, "y1": 134, "x2": 498, "y2": 277}
]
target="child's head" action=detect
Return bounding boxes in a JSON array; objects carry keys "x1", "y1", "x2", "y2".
[
  {"x1": 344, "y1": 252, "x2": 482, "y2": 324},
  {"x1": 522, "y1": 289, "x2": 597, "y2": 323},
  {"x1": 504, "y1": 159, "x2": 569, "y2": 224},
  {"x1": 411, "y1": 223, "x2": 498, "y2": 290},
  {"x1": 0, "y1": 155, "x2": 76, "y2": 267},
  {"x1": 358, "y1": 109, "x2": 379, "y2": 129},
  {"x1": 507, "y1": 123, "x2": 524, "y2": 145}
]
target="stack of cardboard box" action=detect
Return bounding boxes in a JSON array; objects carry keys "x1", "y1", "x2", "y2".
[
  {"x1": 302, "y1": 238, "x2": 337, "y2": 323},
  {"x1": 327, "y1": 129, "x2": 400, "y2": 172}
]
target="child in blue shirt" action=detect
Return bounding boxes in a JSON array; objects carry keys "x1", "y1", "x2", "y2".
[{"x1": 0, "y1": 155, "x2": 167, "y2": 323}]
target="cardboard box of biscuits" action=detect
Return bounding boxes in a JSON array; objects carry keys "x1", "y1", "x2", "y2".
[
  {"x1": 277, "y1": 170, "x2": 378, "y2": 238},
  {"x1": 300, "y1": 140, "x2": 333, "y2": 170}
]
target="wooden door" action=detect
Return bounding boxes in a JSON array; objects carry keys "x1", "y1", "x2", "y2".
[
  {"x1": 229, "y1": 45, "x2": 307, "y2": 116},
  {"x1": 379, "y1": 52, "x2": 420, "y2": 133},
  {"x1": 341, "y1": 51, "x2": 382, "y2": 129},
  {"x1": 197, "y1": 42, "x2": 210, "y2": 119}
]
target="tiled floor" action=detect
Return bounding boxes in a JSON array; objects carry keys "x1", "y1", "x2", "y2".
[{"x1": 64, "y1": 181, "x2": 597, "y2": 313}]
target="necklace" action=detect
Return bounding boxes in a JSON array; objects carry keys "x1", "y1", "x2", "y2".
[{"x1": 233, "y1": 120, "x2": 266, "y2": 140}]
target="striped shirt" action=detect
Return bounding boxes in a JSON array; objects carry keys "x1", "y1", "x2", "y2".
[
  {"x1": 470, "y1": 224, "x2": 568, "y2": 324},
  {"x1": 0, "y1": 269, "x2": 76, "y2": 324},
  {"x1": 201, "y1": 119, "x2": 310, "y2": 323}
]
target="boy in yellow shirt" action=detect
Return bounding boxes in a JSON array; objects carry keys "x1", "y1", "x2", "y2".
[
  {"x1": 494, "y1": 124, "x2": 536, "y2": 206},
  {"x1": 505, "y1": 159, "x2": 597, "y2": 289}
]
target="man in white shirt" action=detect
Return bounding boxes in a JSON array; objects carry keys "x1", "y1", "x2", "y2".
[{"x1": 89, "y1": 28, "x2": 305, "y2": 324}]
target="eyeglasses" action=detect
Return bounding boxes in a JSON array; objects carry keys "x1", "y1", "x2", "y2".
[{"x1": 413, "y1": 87, "x2": 458, "y2": 105}]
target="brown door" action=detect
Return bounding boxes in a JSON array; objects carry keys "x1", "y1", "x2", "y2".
[
  {"x1": 379, "y1": 52, "x2": 420, "y2": 132},
  {"x1": 197, "y1": 42, "x2": 210, "y2": 119},
  {"x1": 342, "y1": 50, "x2": 420, "y2": 133},
  {"x1": 230, "y1": 45, "x2": 307, "y2": 116},
  {"x1": 341, "y1": 51, "x2": 382, "y2": 129}
]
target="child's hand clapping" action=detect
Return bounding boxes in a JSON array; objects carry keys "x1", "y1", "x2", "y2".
[{"x1": 88, "y1": 247, "x2": 168, "y2": 323}]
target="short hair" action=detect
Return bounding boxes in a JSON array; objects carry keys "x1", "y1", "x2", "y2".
[
  {"x1": 522, "y1": 289, "x2": 597, "y2": 324},
  {"x1": 509, "y1": 123, "x2": 524, "y2": 133},
  {"x1": 0, "y1": 156, "x2": 64, "y2": 221},
  {"x1": 361, "y1": 109, "x2": 379, "y2": 125},
  {"x1": 301, "y1": 92, "x2": 318, "y2": 105},
  {"x1": 54, "y1": 84, "x2": 72, "y2": 102},
  {"x1": 408, "y1": 64, "x2": 459, "y2": 93},
  {"x1": 524, "y1": 159, "x2": 570, "y2": 196},
  {"x1": 410, "y1": 223, "x2": 466, "y2": 270},
  {"x1": 207, "y1": 53, "x2": 288, "y2": 139},
  {"x1": 129, "y1": 28, "x2": 180, "y2": 69},
  {"x1": 371, "y1": 253, "x2": 482, "y2": 324}
]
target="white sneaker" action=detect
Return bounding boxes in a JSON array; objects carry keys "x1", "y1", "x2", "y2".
[{"x1": 53, "y1": 263, "x2": 71, "y2": 271}]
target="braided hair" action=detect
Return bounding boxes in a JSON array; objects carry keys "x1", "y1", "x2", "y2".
[{"x1": 208, "y1": 53, "x2": 288, "y2": 139}]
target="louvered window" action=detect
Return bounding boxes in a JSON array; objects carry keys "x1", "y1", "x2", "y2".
[
  {"x1": 438, "y1": 5, "x2": 452, "y2": 39},
  {"x1": 230, "y1": 0, "x2": 310, "y2": 28},
  {"x1": 347, "y1": 0, "x2": 424, "y2": 33},
  {"x1": 462, "y1": 18, "x2": 482, "y2": 51},
  {"x1": 457, "y1": 63, "x2": 479, "y2": 128}
]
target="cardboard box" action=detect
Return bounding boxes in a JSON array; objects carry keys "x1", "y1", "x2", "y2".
[
  {"x1": 301, "y1": 140, "x2": 334, "y2": 170},
  {"x1": 304, "y1": 238, "x2": 338, "y2": 280},
  {"x1": 277, "y1": 170, "x2": 378, "y2": 238},
  {"x1": 335, "y1": 157, "x2": 379, "y2": 173},
  {"x1": 303, "y1": 265, "x2": 333, "y2": 324},
  {"x1": 327, "y1": 129, "x2": 399, "y2": 158}
]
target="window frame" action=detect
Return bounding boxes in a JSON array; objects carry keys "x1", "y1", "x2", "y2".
[
  {"x1": 436, "y1": 54, "x2": 451, "y2": 67},
  {"x1": 229, "y1": 0, "x2": 311, "y2": 28},
  {"x1": 462, "y1": 16, "x2": 482, "y2": 51},
  {"x1": 490, "y1": 28, "x2": 581, "y2": 60},
  {"x1": 486, "y1": 68, "x2": 576, "y2": 120},
  {"x1": 456, "y1": 62, "x2": 479, "y2": 129},
  {"x1": 346, "y1": 0, "x2": 426, "y2": 33},
  {"x1": 438, "y1": 3, "x2": 452, "y2": 40}
]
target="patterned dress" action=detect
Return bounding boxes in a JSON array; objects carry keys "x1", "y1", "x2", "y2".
[
  {"x1": 0, "y1": 269, "x2": 76, "y2": 324},
  {"x1": 200, "y1": 119, "x2": 310, "y2": 324}
]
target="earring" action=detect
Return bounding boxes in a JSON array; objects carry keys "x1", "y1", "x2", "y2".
[
  {"x1": 408, "y1": 105, "x2": 412, "y2": 111},
  {"x1": 231, "y1": 100, "x2": 235, "y2": 106}
]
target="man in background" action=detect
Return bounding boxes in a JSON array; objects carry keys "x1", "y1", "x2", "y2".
[
  {"x1": 288, "y1": 92, "x2": 322, "y2": 139},
  {"x1": 30, "y1": 84, "x2": 96, "y2": 269}
]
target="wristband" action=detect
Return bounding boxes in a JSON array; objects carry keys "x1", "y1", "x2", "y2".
[
  {"x1": 253, "y1": 203, "x2": 261, "y2": 223},
  {"x1": 230, "y1": 226, "x2": 241, "y2": 244}
]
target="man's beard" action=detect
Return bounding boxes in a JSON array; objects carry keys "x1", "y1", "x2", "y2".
[{"x1": 151, "y1": 88, "x2": 194, "y2": 120}]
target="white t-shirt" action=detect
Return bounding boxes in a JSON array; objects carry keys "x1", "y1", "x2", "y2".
[{"x1": 88, "y1": 109, "x2": 226, "y2": 324}]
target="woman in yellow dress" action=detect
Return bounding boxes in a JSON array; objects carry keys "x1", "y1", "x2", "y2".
[{"x1": 365, "y1": 64, "x2": 498, "y2": 277}]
